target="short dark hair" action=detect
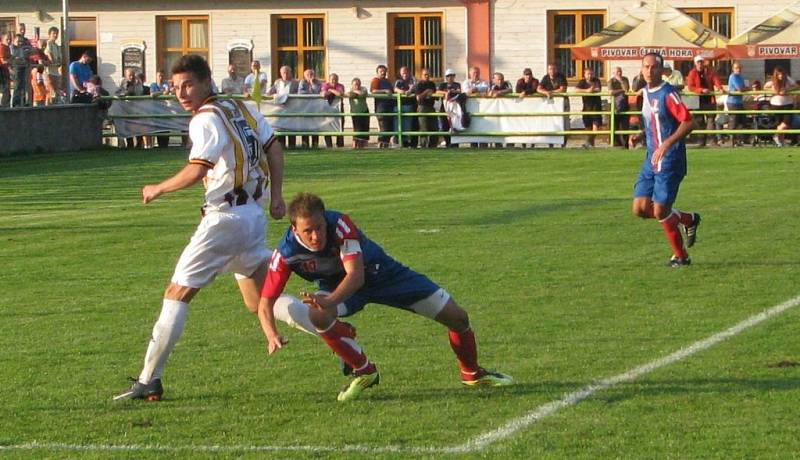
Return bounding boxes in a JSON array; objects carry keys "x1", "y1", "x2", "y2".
[
  {"x1": 48, "y1": 26, "x2": 59, "y2": 35},
  {"x1": 288, "y1": 192, "x2": 326, "y2": 225},
  {"x1": 376, "y1": 64, "x2": 387, "y2": 72},
  {"x1": 523, "y1": 68, "x2": 532, "y2": 76},
  {"x1": 643, "y1": 52, "x2": 664, "y2": 67},
  {"x1": 171, "y1": 54, "x2": 212, "y2": 82}
]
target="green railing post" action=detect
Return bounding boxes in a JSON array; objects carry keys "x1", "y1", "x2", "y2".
[
  {"x1": 609, "y1": 100, "x2": 616, "y2": 147},
  {"x1": 395, "y1": 92, "x2": 403, "y2": 147}
]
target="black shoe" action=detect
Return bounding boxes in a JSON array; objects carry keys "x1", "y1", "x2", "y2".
[
  {"x1": 113, "y1": 377, "x2": 164, "y2": 401},
  {"x1": 668, "y1": 256, "x2": 691, "y2": 267},
  {"x1": 685, "y1": 213, "x2": 701, "y2": 248}
]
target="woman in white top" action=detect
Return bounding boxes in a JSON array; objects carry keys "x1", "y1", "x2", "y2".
[{"x1": 766, "y1": 66, "x2": 798, "y2": 146}]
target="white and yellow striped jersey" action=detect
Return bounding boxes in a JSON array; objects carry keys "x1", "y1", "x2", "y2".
[{"x1": 189, "y1": 98, "x2": 276, "y2": 212}]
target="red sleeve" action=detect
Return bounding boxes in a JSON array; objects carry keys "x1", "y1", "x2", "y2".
[
  {"x1": 334, "y1": 214, "x2": 362, "y2": 262},
  {"x1": 370, "y1": 78, "x2": 379, "y2": 92},
  {"x1": 260, "y1": 249, "x2": 292, "y2": 299},
  {"x1": 666, "y1": 90, "x2": 693, "y2": 123}
]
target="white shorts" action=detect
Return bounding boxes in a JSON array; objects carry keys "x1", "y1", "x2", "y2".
[{"x1": 171, "y1": 204, "x2": 269, "y2": 288}]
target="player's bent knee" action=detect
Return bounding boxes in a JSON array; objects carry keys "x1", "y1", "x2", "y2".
[
  {"x1": 434, "y1": 298, "x2": 470, "y2": 332},
  {"x1": 272, "y1": 295, "x2": 318, "y2": 336},
  {"x1": 164, "y1": 283, "x2": 198, "y2": 303}
]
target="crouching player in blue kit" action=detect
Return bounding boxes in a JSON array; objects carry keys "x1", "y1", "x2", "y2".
[
  {"x1": 256, "y1": 192, "x2": 513, "y2": 401},
  {"x1": 632, "y1": 53, "x2": 701, "y2": 267}
]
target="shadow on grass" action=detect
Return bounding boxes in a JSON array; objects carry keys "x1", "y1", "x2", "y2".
[
  {"x1": 597, "y1": 376, "x2": 800, "y2": 404},
  {"x1": 462, "y1": 198, "x2": 627, "y2": 225},
  {"x1": 0, "y1": 148, "x2": 187, "y2": 179}
]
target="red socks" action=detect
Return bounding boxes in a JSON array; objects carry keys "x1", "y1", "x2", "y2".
[
  {"x1": 659, "y1": 212, "x2": 688, "y2": 259},
  {"x1": 449, "y1": 328, "x2": 480, "y2": 380},
  {"x1": 319, "y1": 320, "x2": 374, "y2": 375}
]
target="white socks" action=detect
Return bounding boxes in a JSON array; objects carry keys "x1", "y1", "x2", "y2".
[
  {"x1": 138, "y1": 299, "x2": 188, "y2": 384},
  {"x1": 272, "y1": 295, "x2": 318, "y2": 336}
]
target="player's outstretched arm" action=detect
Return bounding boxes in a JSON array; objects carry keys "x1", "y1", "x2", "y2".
[
  {"x1": 264, "y1": 139, "x2": 285, "y2": 219},
  {"x1": 257, "y1": 296, "x2": 288, "y2": 355},
  {"x1": 141, "y1": 163, "x2": 209, "y2": 204}
]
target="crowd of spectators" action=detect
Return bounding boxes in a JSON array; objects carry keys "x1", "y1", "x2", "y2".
[{"x1": 3, "y1": 25, "x2": 797, "y2": 149}]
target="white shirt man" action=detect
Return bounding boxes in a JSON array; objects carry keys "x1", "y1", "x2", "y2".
[{"x1": 114, "y1": 54, "x2": 286, "y2": 401}]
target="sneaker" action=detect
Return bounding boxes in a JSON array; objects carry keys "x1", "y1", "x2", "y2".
[
  {"x1": 113, "y1": 377, "x2": 163, "y2": 401},
  {"x1": 337, "y1": 370, "x2": 380, "y2": 402},
  {"x1": 581, "y1": 142, "x2": 593, "y2": 149},
  {"x1": 685, "y1": 213, "x2": 701, "y2": 248},
  {"x1": 667, "y1": 256, "x2": 691, "y2": 267},
  {"x1": 462, "y1": 368, "x2": 514, "y2": 387}
]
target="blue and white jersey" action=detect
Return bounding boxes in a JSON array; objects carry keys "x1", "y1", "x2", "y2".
[
  {"x1": 262, "y1": 211, "x2": 405, "y2": 298},
  {"x1": 641, "y1": 82, "x2": 693, "y2": 174}
]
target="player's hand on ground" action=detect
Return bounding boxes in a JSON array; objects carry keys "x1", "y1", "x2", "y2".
[
  {"x1": 141, "y1": 185, "x2": 162, "y2": 204},
  {"x1": 270, "y1": 196, "x2": 286, "y2": 220},
  {"x1": 266, "y1": 334, "x2": 288, "y2": 355}
]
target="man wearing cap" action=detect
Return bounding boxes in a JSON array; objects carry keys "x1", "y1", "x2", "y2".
[
  {"x1": 686, "y1": 55, "x2": 723, "y2": 147},
  {"x1": 437, "y1": 68, "x2": 462, "y2": 147}
]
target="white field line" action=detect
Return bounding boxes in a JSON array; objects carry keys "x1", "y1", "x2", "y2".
[{"x1": 3, "y1": 295, "x2": 799, "y2": 455}]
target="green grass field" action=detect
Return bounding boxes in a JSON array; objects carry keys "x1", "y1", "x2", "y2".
[{"x1": 0, "y1": 146, "x2": 798, "y2": 459}]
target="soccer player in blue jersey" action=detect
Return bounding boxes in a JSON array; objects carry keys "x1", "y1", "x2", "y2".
[
  {"x1": 632, "y1": 53, "x2": 701, "y2": 267},
  {"x1": 256, "y1": 192, "x2": 513, "y2": 401}
]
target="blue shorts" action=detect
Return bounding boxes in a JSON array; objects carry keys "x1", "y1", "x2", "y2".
[
  {"x1": 633, "y1": 158, "x2": 684, "y2": 206},
  {"x1": 320, "y1": 267, "x2": 440, "y2": 317}
]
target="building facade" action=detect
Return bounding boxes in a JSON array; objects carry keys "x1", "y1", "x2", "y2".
[{"x1": 1, "y1": 0, "x2": 798, "y2": 92}]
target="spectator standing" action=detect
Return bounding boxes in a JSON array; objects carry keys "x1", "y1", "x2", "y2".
[
  {"x1": 629, "y1": 71, "x2": 648, "y2": 148},
  {"x1": 221, "y1": 64, "x2": 245, "y2": 95},
  {"x1": 43, "y1": 27, "x2": 62, "y2": 104},
  {"x1": 30, "y1": 64, "x2": 47, "y2": 107},
  {"x1": 0, "y1": 33, "x2": 10, "y2": 107},
  {"x1": 662, "y1": 64, "x2": 684, "y2": 91},
  {"x1": 725, "y1": 62, "x2": 748, "y2": 147},
  {"x1": 413, "y1": 68, "x2": 439, "y2": 148},
  {"x1": 117, "y1": 68, "x2": 146, "y2": 148},
  {"x1": 488, "y1": 72, "x2": 512, "y2": 98},
  {"x1": 608, "y1": 66, "x2": 630, "y2": 148},
  {"x1": 488, "y1": 72, "x2": 512, "y2": 147},
  {"x1": 515, "y1": 68, "x2": 539, "y2": 98},
  {"x1": 462, "y1": 66, "x2": 489, "y2": 95},
  {"x1": 394, "y1": 66, "x2": 418, "y2": 147},
  {"x1": 436, "y1": 69, "x2": 462, "y2": 147},
  {"x1": 298, "y1": 68, "x2": 322, "y2": 148},
  {"x1": 268, "y1": 65, "x2": 299, "y2": 149},
  {"x1": 538, "y1": 63, "x2": 568, "y2": 147},
  {"x1": 10, "y1": 33, "x2": 32, "y2": 107},
  {"x1": 686, "y1": 55, "x2": 723, "y2": 147},
  {"x1": 348, "y1": 77, "x2": 370, "y2": 149},
  {"x1": 149, "y1": 70, "x2": 172, "y2": 148},
  {"x1": 463, "y1": 67, "x2": 489, "y2": 147},
  {"x1": 321, "y1": 72, "x2": 345, "y2": 148},
  {"x1": 243, "y1": 60, "x2": 268, "y2": 99},
  {"x1": 370, "y1": 64, "x2": 396, "y2": 148},
  {"x1": 766, "y1": 66, "x2": 798, "y2": 147},
  {"x1": 68, "y1": 50, "x2": 93, "y2": 102},
  {"x1": 575, "y1": 67, "x2": 602, "y2": 148},
  {"x1": 537, "y1": 63, "x2": 567, "y2": 98}
]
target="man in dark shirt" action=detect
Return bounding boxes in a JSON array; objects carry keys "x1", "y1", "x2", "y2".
[
  {"x1": 394, "y1": 66, "x2": 418, "y2": 147},
  {"x1": 538, "y1": 63, "x2": 569, "y2": 146},
  {"x1": 515, "y1": 68, "x2": 539, "y2": 97},
  {"x1": 414, "y1": 68, "x2": 439, "y2": 148},
  {"x1": 437, "y1": 68, "x2": 462, "y2": 147},
  {"x1": 575, "y1": 67, "x2": 602, "y2": 148}
]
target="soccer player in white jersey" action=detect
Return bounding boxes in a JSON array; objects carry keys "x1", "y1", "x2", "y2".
[{"x1": 114, "y1": 54, "x2": 286, "y2": 401}]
